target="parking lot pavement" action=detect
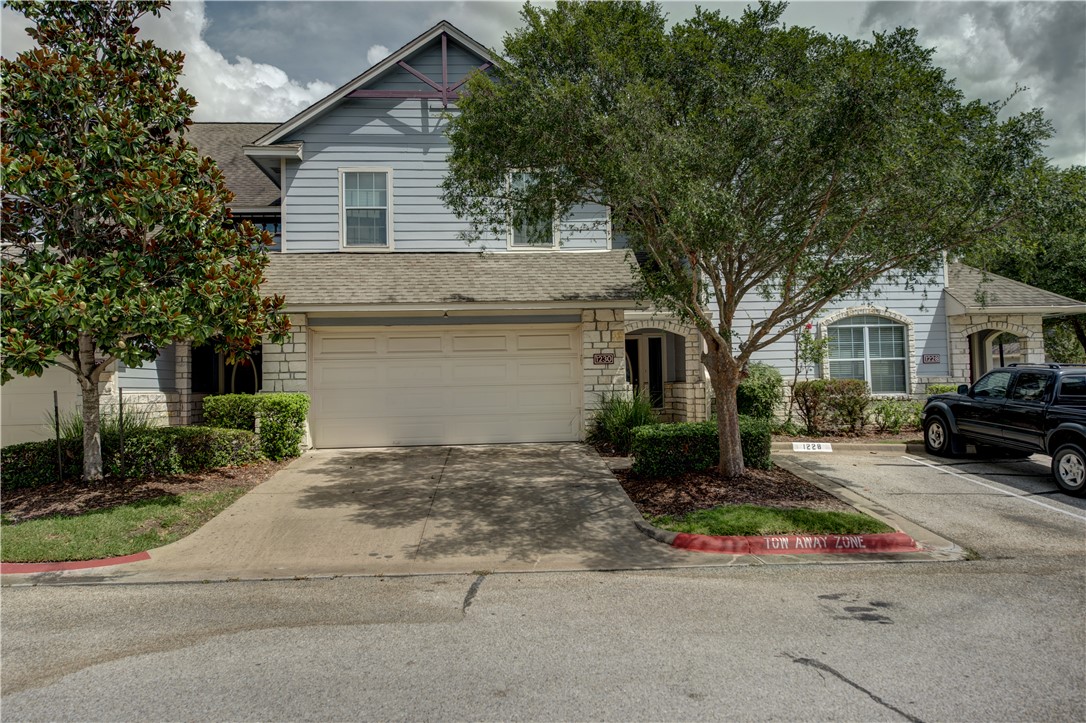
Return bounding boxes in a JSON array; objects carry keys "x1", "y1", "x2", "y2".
[{"x1": 783, "y1": 451, "x2": 1086, "y2": 560}]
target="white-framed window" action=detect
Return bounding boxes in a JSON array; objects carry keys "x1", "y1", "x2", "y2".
[
  {"x1": 827, "y1": 314, "x2": 908, "y2": 394},
  {"x1": 340, "y1": 168, "x2": 393, "y2": 250},
  {"x1": 507, "y1": 171, "x2": 558, "y2": 249}
]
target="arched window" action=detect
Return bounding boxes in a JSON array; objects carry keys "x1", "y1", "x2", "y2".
[{"x1": 827, "y1": 315, "x2": 908, "y2": 393}]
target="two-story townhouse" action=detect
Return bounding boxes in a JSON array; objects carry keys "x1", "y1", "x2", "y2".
[{"x1": 3, "y1": 20, "x2": 1082, "y2": 448}]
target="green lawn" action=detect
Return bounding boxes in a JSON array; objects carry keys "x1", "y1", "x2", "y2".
[
  {"x1": 1, "y1": 488, "x2": 247, "y2": 563},
  {"x1": 651, "y1": 504, "x2": 894, "y2": 537}
]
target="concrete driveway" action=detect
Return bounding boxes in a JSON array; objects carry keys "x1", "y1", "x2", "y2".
[{"x1": 46, "y1": 444, "x2": 703, "y2": 582}]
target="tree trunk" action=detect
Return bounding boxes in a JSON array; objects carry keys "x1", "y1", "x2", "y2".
[
  {"x1": 705, "y1": 348, "x2": 745, "y2": 478},
  {"x1": 78, "y1": 334, "x2": 103, "y2": 482}
]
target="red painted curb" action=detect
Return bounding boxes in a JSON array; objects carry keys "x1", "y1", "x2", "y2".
[
  {"x1": 0, "y1": 551, "x2": 151, "y2": 574},
  {"x1": 672, "y1": 532, "x2": 919, "y2": 555}
]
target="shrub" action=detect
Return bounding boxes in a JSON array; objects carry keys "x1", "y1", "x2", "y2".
[
  {"x1": 111, "y1": 426, "x2": 262, "y2": 478},
  {"x1": 630, "y1": 416, "x2": 773, "y2": 477},
  {"x1": 257, "y1": 393, "x2": 310, "y2": 460},
  {"x1": 2, "y1": 426, "x2": 261, "y2": 490},
  {"x1": 202, "y1": 394, "x2": 259, "y2": 431},
  {"x1": 869, "y1": 399, "x2": 924, "y2": 433},
  {"x1": 792, "y1": 379, "x2": 830, "y2": 434},
  {"x1": 926, "y1": 383, "x2": 958, "y2": 396},
  {"x1": 825, "y1": 379, "x2": 871, "y2": 432},
  {"x1": 587, "y1": 390, "x2": 659, "y2": 454},
  {"x1": 736, "y1": 363, "x2": 784, "y2": 421},
  {"x1": 1, "y1": 438, "x2": 83, "y2": 490}
]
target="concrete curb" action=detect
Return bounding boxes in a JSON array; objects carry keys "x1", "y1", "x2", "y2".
[{"x1": 0, "y1": 551, "x2": 151, "y2": 575}]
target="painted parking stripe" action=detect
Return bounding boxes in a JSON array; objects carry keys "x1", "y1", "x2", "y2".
[{"x1": 901, "y1": 455, "x2": 1086, "y2": 522}]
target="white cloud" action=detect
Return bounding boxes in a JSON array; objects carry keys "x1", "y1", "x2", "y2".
[
  {"x1": 366, "y1": 44, "x2": 390, "y2": 67},
  {"x1": 135, "y1": 1, "x2": 334, "y2": 122}
]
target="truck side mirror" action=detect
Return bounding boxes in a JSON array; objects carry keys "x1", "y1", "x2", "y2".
[{"x1": 957, "y1": 384, "x2": 970, "y2": 395}]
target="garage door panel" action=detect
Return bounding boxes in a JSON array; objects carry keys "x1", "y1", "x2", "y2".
[
  {"x1": 451, "y1": 334, "x2": 509, "y2": 352},
  {"x1": 516, "y1": 333, "x2": 576, "y2": 352},
  {"x1": 387, "y1": 335, "x2": 443, "y2": 354},
  {"x1": 318, "y1": 336, "x2": 378, "y2": 355},
  {"x1": 311, "y1": 324, "x2": 582, "y2": 448},
  {"x1": 516, "y1": 360, "x2": 577, "y2": 383}
]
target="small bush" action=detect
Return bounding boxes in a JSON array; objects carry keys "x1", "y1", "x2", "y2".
[
  {"x1": 736, "y1": 363, "x2": 784, "y2": 421},
  {"x1": 630, "y1": 416, "x2": 773, "y2": 477},
  {"x1": 825, "y1": 379, "x2": 871, "y2": 432},
  {"x1": 2, "y1": 426, "x2": 261, "y2": 489},
  {"x1": 792, "y1": 379, "x2": 830, "y2": 434},
  {"x1": 257, "y1": 393, "x2": 310, "y2": 460},
  {"x1": 111, "y1": 427, "x2": 262, "y2": 478},
  {"x1": 203, "y1": 394, "x2": 259, "y2": 431},
  {"x1": 926, "y1": 383, "x2": 958, "y2": 396},
  {"x1": 588, "y1": 390, "x2": 659, "y2": 454},
  {"x1": 869, "y1": 399, "x2": 924, "y2": 433},
  {"x1": 1, "y1": 438, "x2": 83, "y2": 490}
]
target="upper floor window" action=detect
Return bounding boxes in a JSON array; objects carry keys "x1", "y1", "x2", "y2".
[
  {"x1": 827, "y1": 314, "x2": 908, "y2": 393},
  {"x1": 341, "y1": 169, "x2": 392, "y2": 249},
  {"x1": 508, "y1": 172, "x2": 558, "y2": 249}
]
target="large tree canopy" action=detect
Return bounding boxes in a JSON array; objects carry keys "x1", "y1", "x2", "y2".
[
  {"x1": 962, "y1": 165, "x2": 1086, "y2": 359},
  {"x1": 1, "y1": 0, "x2": 290, "y2": 480},
  {"x1": 443, "y1": 0, "x2": 1056, "y2": 476}
]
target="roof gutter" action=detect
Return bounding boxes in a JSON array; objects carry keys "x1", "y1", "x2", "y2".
[{"x1": 278, "y1": 300, "x2": 641, "y2": 314}]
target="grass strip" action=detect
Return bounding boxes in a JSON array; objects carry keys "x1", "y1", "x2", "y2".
[
  {"x1": 651, "y1": 504, "x2": 893, "y2": 537},
  {"x1": 1, "y1": 488, "x2": 247, "y2": 563}
]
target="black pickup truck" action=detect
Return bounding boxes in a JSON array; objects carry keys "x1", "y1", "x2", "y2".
[{"x1": 921, "y1": 363, "x2": 1086, "y2": 495}]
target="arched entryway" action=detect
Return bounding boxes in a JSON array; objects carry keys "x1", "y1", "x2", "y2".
[
  {"x1": 960, "y1": 321, "x2": 1039, "y2": 381},
  {"x1": 624, "y1": 317, "x2": 708, "y2": 422}
]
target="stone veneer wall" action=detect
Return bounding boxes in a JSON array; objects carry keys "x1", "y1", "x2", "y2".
[
  {"x1": 582, "y1": 309, "x2": 629, "y2": 421},
  {"x1": 263, "y1": 314, "x2": 309, "y2": 393}
]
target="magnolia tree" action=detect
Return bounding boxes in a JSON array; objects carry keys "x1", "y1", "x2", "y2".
[
  {"x1": 442, "y1": 0, "x2": 1055, "y2": 477},
  {"x1": 1, "y1": 0, "x2": 290, "y2": 481}
]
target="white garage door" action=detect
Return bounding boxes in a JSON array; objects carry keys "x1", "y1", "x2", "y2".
[
  {"x1": 1, "y1": 366, "x2": 82, "y2": 446},
  {"x1": 310, "y1": 325, "x2": 582, "y2": 448}
]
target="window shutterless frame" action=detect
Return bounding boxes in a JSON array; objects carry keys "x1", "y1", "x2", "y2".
[
  {"x1": 339, "y1": 167, "x2": 394, "y2": 251},
  {"x1": 506, "y1": 171, "x2": 559, "y2": 250},
  {"x1": 826, "y1": 315, "x2": 909, "y2": 394}
]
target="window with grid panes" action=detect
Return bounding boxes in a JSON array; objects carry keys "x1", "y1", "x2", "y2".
[
  {"x1": 342, "y1": 171, "x2": 389, "y2": 247},
  {"x1": 826, "y1": 315, "x2": 908, "y2": 393}
]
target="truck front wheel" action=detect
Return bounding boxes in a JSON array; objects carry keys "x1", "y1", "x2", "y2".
[
  {"x1": 1052, "y1": 443, "x2": 1086, "y2": 496},
  {"x1": 924, "y1": 416, "x2": 961, "y2": 457}
]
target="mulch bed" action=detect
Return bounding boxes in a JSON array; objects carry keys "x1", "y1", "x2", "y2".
[
  {"x1": 616, "y1": 465, "x2": 855, "y2": 518},
  {"x1": 1, "y1": 459, "x2": 291, "y2": 523}
]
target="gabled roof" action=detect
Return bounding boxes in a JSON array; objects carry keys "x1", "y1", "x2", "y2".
[
  {"x1": 250, "y1": 20, "x2": 494, "y2": 147},
  {"x1": 184, "y1": 123, "x2": 280, "y2": 211},
  {"x1": 946, "y1": 263, "x2": 1086, "y2": 316},
  {"x1": 262, "y1": 251, "x2": 639, "y2": 310}
]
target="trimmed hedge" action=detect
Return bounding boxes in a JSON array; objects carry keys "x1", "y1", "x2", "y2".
[
  {"x1": 1, "y1": 426, "x2": 261, "y2": 491},
  {"x1": 257, "y1": 393, "x2": 310, "y2": 460},
  {"x1": 736, "y1": 363, "x2": 784, "y2": 421},
  {"x1": 202, "y1": 394, "x2": 259, "y2": 431},
  {"x1": 203, "y1": 392, "x2": 310, "y2": 460},
  {"x1": 926, "y1": 383, "x2": 958, "y2": 395},
  {"x1": 630, "y1": 416, "x2": 773, "y2": 477}
]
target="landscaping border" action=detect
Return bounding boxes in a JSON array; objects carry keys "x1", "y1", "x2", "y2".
[{"x1": 0, "y1": 551, "x2": 151, "y2": 574}]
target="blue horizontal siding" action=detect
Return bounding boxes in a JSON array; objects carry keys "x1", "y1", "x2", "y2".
[{"x1": 117, "y1": 344, "x2": 177, "y2": 392}]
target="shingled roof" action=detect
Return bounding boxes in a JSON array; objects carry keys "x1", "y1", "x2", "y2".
[
  {"x1": 946, "y1": 263, "x2": 1086, "y2": 315},
  {"x1": 262, "y1": 251, "x2": 640, "y2": 308},
  {"x1": 185, "y1": 123, "x2": 280, "y2": 210}
]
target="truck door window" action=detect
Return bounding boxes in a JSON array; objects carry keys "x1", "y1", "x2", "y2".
[
  {"x1": 1058, "y1": 375, "x2": 1086, "y2": 402},
  {"x1": 1008, "y1": 371, "x2": 1052, "y2": 403},
  {"x1": 972, "y1": 371, "x2": 1013, "y2": 399}
]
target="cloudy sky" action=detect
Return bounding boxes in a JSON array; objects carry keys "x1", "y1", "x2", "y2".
[{"x1": 3, "y1": 1, "x2": 1083, "y2": 166}]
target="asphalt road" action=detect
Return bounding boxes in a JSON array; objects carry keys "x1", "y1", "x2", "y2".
[{"x1": 2, "y1": 451, "x2": 1084, "y2": 721}]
